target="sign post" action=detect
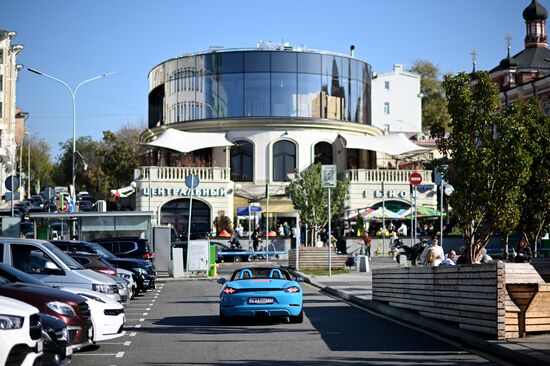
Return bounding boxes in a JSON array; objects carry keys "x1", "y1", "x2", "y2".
[
  {"x1": 185, "y1": 174, "x2": 200, "y2": 273},
  {"x1": 409, "y1": 172, "x2": 422, "y2": 243},
  {"x1": 322, "y1": 165, "x2": 337, "y2": 277}
]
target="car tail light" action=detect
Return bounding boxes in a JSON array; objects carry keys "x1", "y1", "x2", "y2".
[
  {"x1": 97, "y1": 268, "x2": 117, "y2": 276},
  {"x1": 283, "y1": 286, "x2": 300, "y2": 293},
  {"x1": 223, "y1": 287, "x2": 236, "y2": 294},
  {"x1": 143, "y1": 253, "x2": 155, "y2": 260}
]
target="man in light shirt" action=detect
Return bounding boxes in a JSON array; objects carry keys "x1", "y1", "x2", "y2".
[{"x1": 420, "y1": 235, "x2": 445, "y2": 265}]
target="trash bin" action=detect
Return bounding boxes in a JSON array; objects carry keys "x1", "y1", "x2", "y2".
[
  {"x1": 356, "y1": 255, "x2": 369, "y2": 272},
  {"x1": 208, "y1": 245, "x2": 217, "y2": 277}
]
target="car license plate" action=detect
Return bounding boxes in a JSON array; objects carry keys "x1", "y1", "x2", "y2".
[
  {"x1": 66, "y1": 346, "x2": 73, "y2": 356},
  {"x1": 248, "y1": 297, "x2": 274, "y2": 304},
  {"x1": 36, "y1": 339, "x2": 43, "y2": 353}
]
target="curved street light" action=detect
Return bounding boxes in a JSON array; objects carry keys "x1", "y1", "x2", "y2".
[{"x1": 28, "y1": 67, "x2": 113, "y2": 200}]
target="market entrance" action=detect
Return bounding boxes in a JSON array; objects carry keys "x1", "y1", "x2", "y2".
[{"x1": 160, "y1": 198, "x2": 211, "y2": 239}]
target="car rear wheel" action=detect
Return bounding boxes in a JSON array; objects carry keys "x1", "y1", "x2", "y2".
[
  {"x1": 289, "y1": 310, "x2": 303, "y2": 324},
  {"x1": 219, "y1": 310, "x2": 230, "y2": 325}
]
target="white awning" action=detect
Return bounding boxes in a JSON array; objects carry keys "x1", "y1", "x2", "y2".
[
  {"x1": 339, "y1": 133, "x2": 429, "y2": 156},
  {"x1": 145, "y1": 128, "x2": 234, "y2": 153}
]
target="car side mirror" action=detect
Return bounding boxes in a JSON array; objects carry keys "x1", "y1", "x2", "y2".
[
  {"x1": 44, "y1": 261, "x2": 64, "y2": 275},
  {"x1": 217, "y1": 278, "x2": 226, "y2": 285}
]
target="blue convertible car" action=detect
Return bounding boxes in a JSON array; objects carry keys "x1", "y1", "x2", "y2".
[{"x1": 217, "y1": 267, "x2": 304, "y2": 324}]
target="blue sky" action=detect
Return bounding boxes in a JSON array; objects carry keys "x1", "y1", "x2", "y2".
[{"x1": 2, "y1": 0, "x2": 530, "y2": 158}]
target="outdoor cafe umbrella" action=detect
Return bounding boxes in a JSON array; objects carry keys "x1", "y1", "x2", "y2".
[
  {"x1": 364, "y1": 207, "x2": 401, "y2": 221},
  {"x1": 400, "y1": 206, "x2": 446, "y2": 219}
]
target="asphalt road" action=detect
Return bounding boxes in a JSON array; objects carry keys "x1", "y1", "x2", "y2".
[{"x1": 72, "y1": 267, "x2": 500, "y2": 365}]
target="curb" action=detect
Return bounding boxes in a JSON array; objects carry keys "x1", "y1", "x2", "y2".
[{"x1": 295, "y1": 270, "x2": 547, "y2": 366}]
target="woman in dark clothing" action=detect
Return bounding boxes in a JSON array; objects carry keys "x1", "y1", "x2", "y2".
[{"x1": 515, "y1": 237, "x2": 533, "y2": 263}]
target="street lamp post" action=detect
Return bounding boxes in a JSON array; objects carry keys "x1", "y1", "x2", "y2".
[{"x1": 28, "y1": 68, "x2": 113, "y2": 198}]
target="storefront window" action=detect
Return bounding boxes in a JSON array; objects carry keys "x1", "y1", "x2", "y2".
[{"x1": 273, "y1": 140, "x2": 296, "y2": 181}]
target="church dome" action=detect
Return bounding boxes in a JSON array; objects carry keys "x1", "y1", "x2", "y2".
[{"x1": 523, "y1": 0, "x2": 548, "y2": 21}]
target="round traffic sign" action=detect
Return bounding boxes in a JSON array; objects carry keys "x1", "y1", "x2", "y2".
[
  {"x1": 185, "y1": 174, "x2": 200, "y2": 189},
  {"x1": 409, "y1": 172, "x2": 422, "y2": 186}
]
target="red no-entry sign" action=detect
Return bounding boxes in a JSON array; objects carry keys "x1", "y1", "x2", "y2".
[{"x1": 409, "y1": 172, "x2": 422, "y2": 186}]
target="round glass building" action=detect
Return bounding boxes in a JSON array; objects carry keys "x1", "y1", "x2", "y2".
[{"x1": 148, "y1": 47, "x2": 372, "y2": 127}]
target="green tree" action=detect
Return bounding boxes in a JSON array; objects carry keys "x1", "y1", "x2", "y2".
[
  {"x1": 96, "y1": 130, "x2": 139, "y2": 199},
  {"x1": 431, "y1": 71, "x2": 532, "y2": 263},
  {"x1": 52, "y1": 136, "x2": 97, "y2": 194},
  {"x1": 515, "y1": 99, "x2": 550, "y2": 250},
  {"x1": 409, "y1": 60, "x2": 451, "y2": 131},
  {"x1": 287, "y1": 163, "x2": 349, "y2": 246},
  {"x1": 17, "y1": 135, "x2": 55, "y2": 195}
]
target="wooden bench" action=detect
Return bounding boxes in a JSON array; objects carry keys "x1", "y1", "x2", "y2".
[
  {"x1": 288, "y1": 248, "x2": 348, "y2": 269},
  {"x1": 531, "y1": 258, "x2": 550, "y2": 282},
  {"x1": 505, "y1": 263, "x2": 549, "y2": 338}
]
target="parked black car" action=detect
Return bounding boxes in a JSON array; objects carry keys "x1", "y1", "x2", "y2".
[
  {"x1": 50, "y1": 240, "x2": 155, "y2": 293},
  {"x1": 40, "y1": 313, "x2": 71, "y2": 365},
  {"x1": 90, "y1": 237, "x2": 155, "y2": 262},
  {"x1": 212, "y1": 241, "x2": 252, "y2": 263}
]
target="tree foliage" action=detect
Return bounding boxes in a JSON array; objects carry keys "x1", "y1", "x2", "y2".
[
  {"x1": 431, "y1": 71, "x2": 532, "y2": 263},
  {"x1": 287, "y1": 163, "x2": 349, "y2": 246},
  {"x1": 17, "y1": 135, "x2": 55, "y2": 195},
  {"x1": 514, "y1": 100, "x2": 550, "y2": 249},
  {"x1": 409, "y1": 60, "x2": 451, "y2": 131}
]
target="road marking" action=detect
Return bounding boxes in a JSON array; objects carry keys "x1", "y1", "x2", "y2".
[
  {"x1": 134, "y1": 324, "x2": 141, "y2": 328},
  {"x1": 142, "y1": 312, "x2": 148, "y2": 316},
  {"x1": 152, "y1": 300, "x2": 156, "y2": 302},
  {"x1": 148, "y1": 303, "x2": 154, "y2": 306},
  {"x1": 75, "y1": 353, "x2": 119, "y2": 356},
  {"x1": 139, "y1": 318, "x2": 145, "y2": 322},
  {"x1": 116, "y1": 352, "x2": 125, "y2": 358},
  {"x1": 124, "y1": 341, "x2": 131, "y2": 346},
  {"x1": 146, "y1": 307, "x2": 151, "y2": 311},
  {"x1": 129, "y1": 332, "x2": 137, "y2": 337},
  {"x1": 125, "y1": 318, "x2": 143, "y2": 321}
]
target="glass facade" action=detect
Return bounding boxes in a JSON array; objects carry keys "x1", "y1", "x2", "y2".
[{"x1": 149, "y1": 50, "x2": 372, "y2": 128}]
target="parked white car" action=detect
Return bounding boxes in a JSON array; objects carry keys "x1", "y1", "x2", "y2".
[
  {"x1": 62, "y1": 287, "x2": 125, "y2": 342},
  {"x1": 117, "y1": 268, "x2": 136, "y2": 299},
  {"x1": 0, "y1": 295, "x2": 43, "y2": 365}
]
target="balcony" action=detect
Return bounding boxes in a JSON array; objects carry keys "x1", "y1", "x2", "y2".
[
  {"x1": 343, "y1": 169, "x2": 433, "y2": 184},
  {"x1": 138, "y1": 166, "x2": 231, "y2": 182}
]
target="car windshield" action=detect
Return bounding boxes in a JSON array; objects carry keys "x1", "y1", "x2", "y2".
[
  {"x1": 43, "y1": 242, "x2": 85, "y2": 270},
  {"x1": 87, "y1": 242, "x2": 116, "y2": 259},
  {"x1": 230, "y1": 268, "x2": 291, "y2": 281},
  {"x1": 0, "y1": 264, "x2": 47, "y2": 286}
]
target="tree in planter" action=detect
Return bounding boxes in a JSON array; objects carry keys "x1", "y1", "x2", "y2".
[
  {"x1": 431, "y1": 71, "x2": 532, "y2": 263},
  {"x1": 514, "y1": 99, "x2": 550, "y2": 251},
  {"x1": 287, "y1": 163, "x2": 350, "y2": 246},
  {"x1": 213, "y1": 211, "x2": 232, "y2": 235}
]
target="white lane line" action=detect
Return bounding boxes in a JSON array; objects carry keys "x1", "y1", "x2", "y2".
[
  {"x1": 129, "y1": 332, "x2": 137, "y2": 337},
  {"x1": 146, "y1": 307, "x2": 151, "y2": 311},
  {"x1": 142, "y1": 312, "x2": 148, "y2": 316},
  {"x1": 116, "y1": 352, "x2": 125, "y2": 358},
  {"x1": 152, "y1": 300, "x2": 156, "y2": 302},
  {"x1": 139, "y1": 318, "x2": 145, "y2": 322},
  {"x1": 125, "y1": 318, "x2": 143, "y2": 321},
  {"x1": 75, "y1": 353, "x2": 118, "y2": 356},
  {"x1": 123, "y1": 341, "x2": 131, "y2": 346},
  {"x1": 148, "y1": 303, "x2": 154, "y2": 306},
  {"x1": 134, "y1": 324, "x2": 141, "y2": 328}
]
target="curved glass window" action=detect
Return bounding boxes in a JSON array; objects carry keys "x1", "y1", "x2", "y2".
[
  {"x1": 273, "y1": 140, "x2": 296, "y2": 182},
  {"x1": 150, "y1": 50, "x2": 372, "y2": 126},
  {"x1": 271, "y1": 73, "x2": 297, "y2": 117},
  {"x1": 219, "y1": 73, "x2": 244, "y2": 118},
  {"x1": 230, "y1": 140, "x2": 253, "y2": 182},
  {"x1": 314, "y1": 142, "x2": 333, "y2": 165},
  {"x1": 244, "y1": 73, "x2": 270, "y2": 117}
]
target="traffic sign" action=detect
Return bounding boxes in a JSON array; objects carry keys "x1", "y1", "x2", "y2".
[
  {"x1": 4, "y1": 176, "x2": 19, "y2": 191},
  {"x1": 185, "y1": 174, "x2": 200, "y2": 189},
  {"x1": 409, "y1": 172, "x2": 422, "y2": 186}
]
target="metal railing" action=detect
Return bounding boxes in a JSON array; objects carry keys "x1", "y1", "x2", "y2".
[
  {"x1": 343, "y1": 169, "x2": 433, "y2": 183},
  {"x1": 138, "y1": 166, "x2": 231, "y2": 182}
]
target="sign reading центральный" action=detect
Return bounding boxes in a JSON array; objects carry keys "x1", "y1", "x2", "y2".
[{"x1": 141, "y1": 187, "x2": 227, "y2": 197}]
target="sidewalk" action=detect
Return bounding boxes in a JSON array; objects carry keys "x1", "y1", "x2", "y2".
[{"x1": 297, "y1": 256, "x2": 550, "y2": 366}]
